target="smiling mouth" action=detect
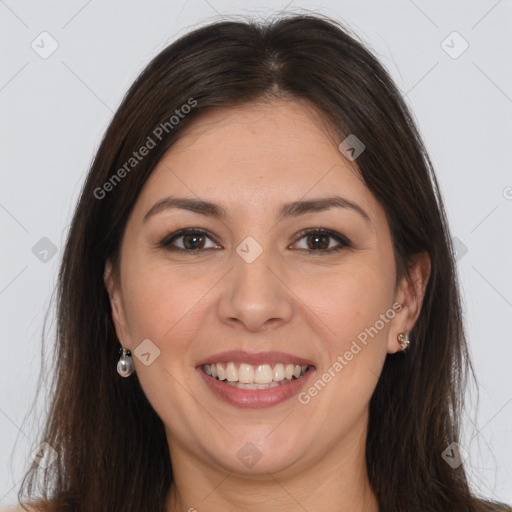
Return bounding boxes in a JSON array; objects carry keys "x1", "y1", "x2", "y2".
[{"x1": 201, "y1": 362, "x2": 312, "y2": 389}]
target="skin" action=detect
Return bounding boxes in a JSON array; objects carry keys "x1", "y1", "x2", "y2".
[{"x1": 104, "y1": 99, "x2": 430, "y2": 512}]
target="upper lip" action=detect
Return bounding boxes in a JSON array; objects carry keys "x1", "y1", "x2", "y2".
[{"x1": 196, "y1": 350, "x2": 316, "y2": 368}]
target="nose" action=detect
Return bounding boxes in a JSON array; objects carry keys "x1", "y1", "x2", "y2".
[{"x1": 217, "y1": 245, "x2": 294, "y2": 333}]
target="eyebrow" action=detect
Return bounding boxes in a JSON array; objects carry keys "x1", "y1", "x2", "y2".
[{"x1": 142, "y1": 195, "x2": 371, "y2": 224}]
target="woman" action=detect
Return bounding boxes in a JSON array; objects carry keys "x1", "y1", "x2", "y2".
[{"x1": 9, "y1": 12, "x2": 511, "y2": 512}]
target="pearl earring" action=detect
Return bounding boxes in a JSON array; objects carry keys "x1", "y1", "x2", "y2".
[
  {"x1": 397, "y1": 332, "x2": 410, "y2": 351},
  {"x1": 117, "y1": 346, "x2": 135, "y2": 377}
]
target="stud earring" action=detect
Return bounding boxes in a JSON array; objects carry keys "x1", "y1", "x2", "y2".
[
  {"x1": 397, "y1": 332, "x2": 410, "y2": 351},
  {"x1": 117, "y1": 346, "x2": 135, "y2": 377}
]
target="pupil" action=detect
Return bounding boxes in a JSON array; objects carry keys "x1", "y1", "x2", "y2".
[
  {"x1": 184, "y1": 234, "x2": 204, "y2": 250},
  {"x1": 308, "y1": 234, "x2": 328, "y2": 250},
  {"x1": 181, "y1": 233, "x2": 330, "y2": 251}
]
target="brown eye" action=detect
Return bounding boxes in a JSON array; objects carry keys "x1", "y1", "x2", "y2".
[
  {"x1": 293, "y1": 229, "x2": 351, "y2": 254},
  {"x1": 159, "y1": 228, "x2": 219, "y2": 254},
  {"x1": 159, "y1": 227, "x2": 351, "y2": 256},
  {"x1": 306, "y1": 233, "x2": 330, "y2": 250},
  {"x1": 182, "y1": 233, "x2": 206, "y2": 250}
]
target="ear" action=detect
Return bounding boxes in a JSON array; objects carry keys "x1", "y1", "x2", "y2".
[
  {"x1": 104, "y1": 260, "x2": 130, "y2": 347},
  {"x1": 386, "y1": 252, "x2": 431, "y2": 354}
]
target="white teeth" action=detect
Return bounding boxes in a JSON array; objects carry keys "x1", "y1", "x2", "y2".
[
  {"x1": 201, "y1": 362, "x2": 310, "y2": 385},
  {"x1": 254, "y1": 364, "x2": 273, "y2": 384},
  {"x1": 272, "y1": 363, "x2": 285, "y2": 381},
  {"x1": 238, "y1": 363, "x2": 255, "y2": 384},
  {"x1": 226, "y1": 381, "x2": 281, "y2": 390},
  {"x1": 216, "y1": 363, "x2": 226, "y2": 381},
  {"x1": 225, "y1": 362, "x2": 237, "y2": 382}
]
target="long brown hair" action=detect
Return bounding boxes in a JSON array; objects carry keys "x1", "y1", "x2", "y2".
[{"x1": 15, "y1": 13, "x2": 509, "y2": 512}]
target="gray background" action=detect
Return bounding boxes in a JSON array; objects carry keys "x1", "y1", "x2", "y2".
[{"x1": 1, "y1": 0, "x2": 511, "y2": 506}]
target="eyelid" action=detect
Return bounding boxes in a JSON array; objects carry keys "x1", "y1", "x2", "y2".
[
  {"x1": 291, "y1": 227, "x2": 352, "y2": 250},
  {"x1": 158, "y1": 227, "x2": 352, "y2": 254},
  {"x1": 158, "y1": 228, "x2": 219, "y2": 250}
]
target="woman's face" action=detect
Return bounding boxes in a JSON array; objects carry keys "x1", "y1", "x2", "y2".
[{"x1": 105, "y1": 99, "x2": 425, "y2": 476}]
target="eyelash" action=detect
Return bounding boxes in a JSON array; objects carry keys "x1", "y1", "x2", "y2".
[{"x1": 158, "y1": 228, "x2": 352, "y2": 256}]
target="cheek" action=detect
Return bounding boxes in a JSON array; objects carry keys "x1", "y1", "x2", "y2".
[
  {"x1": 120, "y1": 256, "x2": 214, "y2": 352},
  {"x1": 294, "y1": 270, "x2": 392, "y2": 425},
  {"x1": 296, "y1": 259, "x2": 395, "y2": 412},
  {"x1": 121, "y1": 250, "x2": 396, "y2": 351},
  {"x1": 308, "y1": 260, "x2": 396, "y2": 346}
]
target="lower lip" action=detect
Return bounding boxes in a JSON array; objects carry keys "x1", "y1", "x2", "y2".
[{"x1": 197, "y1": 367, "x2": 315, "y2": 408}]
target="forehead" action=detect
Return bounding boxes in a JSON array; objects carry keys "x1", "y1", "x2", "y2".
[{"x1": 131, "y1": 99, "x2": 381, "y2": 224}]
